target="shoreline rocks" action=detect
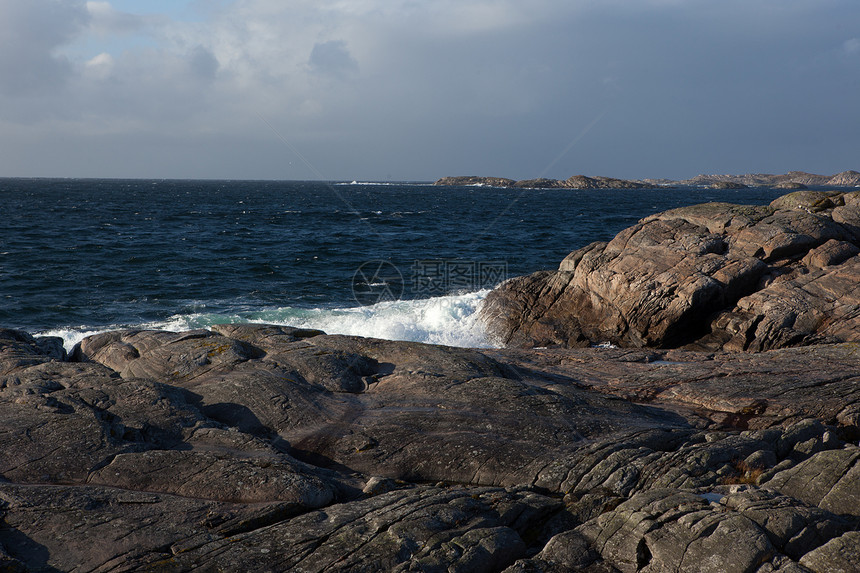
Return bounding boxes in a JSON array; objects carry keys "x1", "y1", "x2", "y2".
[
  {"x1": 480, "y1": 190, "x2": 860, "y2": 352},
  {"x1": 2, "y1": 323, "x2": 860, "y2": 571}
]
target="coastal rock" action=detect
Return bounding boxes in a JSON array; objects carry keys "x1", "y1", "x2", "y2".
[
  {"x1": 826, "y1": 169, "x2": 860, "y2": 187},
  {"x1": 569, "y1": 487, "x2": 852, "y2": 573},
  {"x1": 144, "y1": 485, "x2": 556, "y2": 572},
  {"x1": 434, "y1": 176, "x2": 517, "y2": 187},
  {"x1": 575, "y1": 489, "x2": 773, "y2": 573},
  {"x1": 3, "y1": 325, "x2": 860, "y2": 570},
  {"x1": 775, "y1": 181, "x2": 808, "y2": 190},
  {"x1": 564, "y1": 175, "x2": 652, "y2": 189},
  {"x1": 0, "y1": 329, "x2": 64, "y2": 374},
  {"x1": 481, "y1": 190, "x2": 860, "y2": 351},
  {"x1": 680, "y1": 171, "x2": 859, "y2": 188},
  {"x1": 87, "y1": 450, "x2": 342, "y2": 505},
  {"x1": 433, "y1": 174, "x2": 653, "y2": 189},
  {"x1": 710, "y1": 180, "x2": 748, "y2": 189},
  {"x1": 70, "y1": 328, "x2": 681, "y2": 488},
  {"x1": 436, "y1": 170, "x2": 859, "y2": 190},
  {"x1": 765, "y1": 448, "x2": 860, "y2": 518},
  {"x1": 799, "y1": 531, "x2": 860, "y2": 573},
  {"x1": 512, "y1": 177, "x2": 568, "y2": 188}
]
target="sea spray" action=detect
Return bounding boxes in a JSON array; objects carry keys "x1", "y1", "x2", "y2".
[{"x1": 41, "y1": 290, "x2": 496, "y2": 352}]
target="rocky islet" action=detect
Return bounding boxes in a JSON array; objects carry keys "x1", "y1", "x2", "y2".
[{"x1": 434, "y1": 170, "x2": 860, "y2": 190}]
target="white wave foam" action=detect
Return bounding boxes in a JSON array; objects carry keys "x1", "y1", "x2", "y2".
[
  {"x1": 39, "y1": 327, "x2": 112, "y2": 352},
  {"x1": 253, "y1": 290, "x2": 494, "y2": 348},
  {"x1": 40, "y1": 290, "x2": 496, "y2": 352},
  {"x1": 335, "y1": 181, "x2": 434, "y2": 186}
]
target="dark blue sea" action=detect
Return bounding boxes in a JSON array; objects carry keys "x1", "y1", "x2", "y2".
[{"x1": 0, "y1": 178, "x2": 788, "y2": 349}]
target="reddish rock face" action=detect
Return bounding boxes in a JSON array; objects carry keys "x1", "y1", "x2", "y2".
[
  {"x1": 481, "y1": 190, "x2": 860, "y2": 352},
  {"x1": 2, "y1": 324, "x2": 860, "y2": 571}
]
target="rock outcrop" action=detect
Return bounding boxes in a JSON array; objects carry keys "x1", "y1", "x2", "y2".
[
  {"x1": 682, "y1": 170, "x2": 860, "y2": 188},
  {"x1": 512, "y1": 177, "x2": 569, "y2": 189},
  {"x1": 434, "y1": 175, "x2": 654, "y2": 189},
  {"x1": 481, "y1": 190, "x2": 860, "y2": 352},
  {"x1": 710, "y1": 181, "x2": 748, "y2": 189},
  {"x1": 775, "y1": 180, "x2": 808, "y2": 190},
  {"x1": 434, "y1": 176, "x2": 517, "y2": 187},
  {"x1": 2, "y1": 322, "x2": 860, "y2": 571},
  {"x1": 435, "y1": 170, "x2": 860, "y2": 190}
]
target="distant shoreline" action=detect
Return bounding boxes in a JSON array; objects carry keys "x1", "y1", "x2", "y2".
[{"x1": 434, "y1": 170, "x2": 860, "y2": 190}]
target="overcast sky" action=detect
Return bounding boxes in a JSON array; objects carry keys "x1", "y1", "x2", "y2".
[{"x1": 0, "y1": 0, "x2": 858, "y2": 181}]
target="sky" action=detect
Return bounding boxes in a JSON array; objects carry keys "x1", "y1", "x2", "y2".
[{"x1": 0, "y1": 0, "x2": 858, "y2": 181}]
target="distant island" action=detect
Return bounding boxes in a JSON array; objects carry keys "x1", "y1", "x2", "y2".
[{"x1": 434, "y1": 170, "x2": 860, "y2": 189}]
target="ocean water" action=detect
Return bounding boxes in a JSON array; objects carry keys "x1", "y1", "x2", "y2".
[{"x1": 0, "y1": 178, "x2": 787, "y2": 350}]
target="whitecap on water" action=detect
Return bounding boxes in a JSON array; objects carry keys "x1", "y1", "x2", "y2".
[{"x1": 40, "y1": 290, "x2": 497, "y2": 352}]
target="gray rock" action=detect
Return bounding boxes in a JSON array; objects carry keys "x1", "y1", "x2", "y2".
[
  {"x1": 576, "y1": 487, "x2": 853, "y2": 573},
  {"x1": 766, "y1": 448, "x2": 860, "y2": 518},
  {"x1": 745, "y1": 449, "x2": 779, "y2": 471},
  {"x1": 134, "y1": 486, "x2": 552, "y2": 572},
  {"x1": 87, "y1": 450, "x2": 343, "y2": 505},
  {"x1": 799, "y1": 531, "x2": 860, "y2": 573},
  {"x1": 363, "y1": 476, "x2": 400, "y2": 496},
  {"x1": 537, "y1": 530, "x2": 600, "y2": 568},
  {"x1": 723, "y1": 489, "x2": 851, "y2": 560}
]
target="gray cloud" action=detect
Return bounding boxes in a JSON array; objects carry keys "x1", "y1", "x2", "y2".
[
  {"x1": 308, "y1": 40, "x2": 358, "y2": 77},
  {"x1": 0, "y1": 0, "x2": 88, "y2": 95},
  {"x1": 86, "y1": 1, "x2": 149, "y2": 36},
  {"x1": 1, "y1": 0, "x2": 859, "y2": 180},
  {"x1": 189, "y1": 46, "x2": 219, "y2": 80}
]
